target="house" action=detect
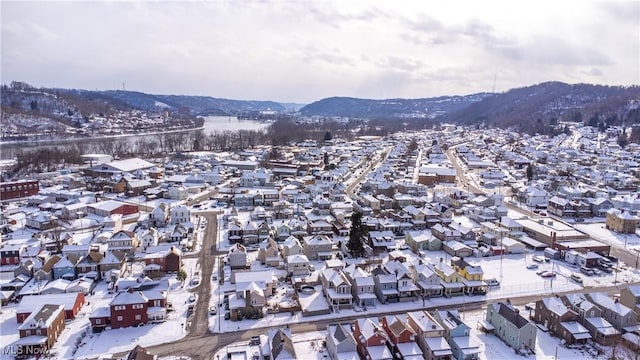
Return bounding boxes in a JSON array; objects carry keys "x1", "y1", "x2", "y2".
[
  {"x1": 433, "y1": 309, "x2": 480, "y2": 360},
  {"x1": 16, "y1": 304, "x2": 65, "y2": 356},
  {"x1": 342, "y1": 264, "x2": 376, "y2": 309},
  {"x1": 405, "y1": 231, "x2": 441, "y2": 252},
  {"x1": 486, "y1": 302, "x2": 537, "y2": 352},
  {"x1": 259, "y1": 239, "x2": 282, "y2": 267},
  {"x1": 303, "y1": 235, "x2": 334, "y2": 261},
  {"x1": 50, "y1": 255, "x2": 76, "y2": 280},
  {"x1": 432, "y1": 260, "x2": 465, "y2": 297},
  {"x1": 534, "y1": 297, "x2": 591, "y2": 345},
  {"x1": 1, "y1": 243, "x2": 24, "y2": 266},
  {"x1": 16, "y1": 292, "x2": 85, "y2": 322},
  {"x1": 149, "y1": 203, "x2": 169, "y2": 227},
  {"x1": 321, "y1": 268, "x2": 353, "y2": 312},
  {"x1": 25, "y1": 211, "x2": 58, "y2": 230},
  {"x1": 99, "y1": 251, "x2": 126, "y2": 280},
  {"x1": 286, "y1": 254, "x2": 310, "y2": 276},
  {"x1": 267, "y1": 328, "x2": 296, "y2": 359},
  {"x1": 233, "y1": 270, "x2": 276, "y2": 296},
  {"x1": 169, "y1": 205, "x2": 190, "y2": 225},
  {"x1": 586, "y1": 292, "x2": 639, "y2": 332},
  {"x1": 228, "y1": 243, "x2": 248, "y2": 270},
  {"x1": 143, "y1": 246, "x2": 182, "y2": 273},
  {"x1": 450, "y1": 258, "x2": 486, "y2": 295},
  {"x1": 380, "y1": 314, "x2": 423, "y2": 360},
  {"x1": 605, "y1": 208, "x2": 639, "y2": 234},
  {"x1": 620, "y1": 285, "x2": 640, "y2": 316},
  {"x1": 373, "y1": 271, "x2": 399, "y2": 304},
  {"x1": 94, "y1": 288, "x2": 166, "y2": 331},
  {"x1": 384, "y1": 260, "x2": 420, "y2": 301},
  {"x1": 406, "y1": 311, "x2": 452, "y2": 360},
  {"x1": 106, "y1": 230, "x2": 139, "y2": 254},
  {"x1": 442, "y1": 241, "x2": 473, "y2": 258},
  {"x1": 411, "y1": 263, "x2": 443, "y2": 299},
  {"x1": 326, "y1": 323, "x2": 359, "y2": 360},
  {"x1": 354, "y1": 317, "x2": 393, "y2": 360}
]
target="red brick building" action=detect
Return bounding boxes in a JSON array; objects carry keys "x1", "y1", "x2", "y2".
[
  {"x1": 0, "y1": 243, "x2": 24, "y2": 265},
  {"x1": 0, "y1": 180, "x2": 39, "y2": 201},
  {"x1": 16, "y1": 304, "x2": 65, "y2": 356},
  {"x1": 89, "y1": 288, "x2": 167, "y2": 331},
  {"x1": 16, "y1": 292, "x2": 85, "y2": 323}
]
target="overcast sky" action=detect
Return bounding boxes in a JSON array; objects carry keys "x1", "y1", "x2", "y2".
[{"x1": 2, "y1": 1, "x2": 638, "y2": 103}]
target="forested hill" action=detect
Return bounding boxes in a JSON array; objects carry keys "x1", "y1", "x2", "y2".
[
  {"x1": 445, "y1": 82, "x2": 640, "y2": 131},
  {"x1": 299, "y1": 93, "x2": 491, "y2": 119}
]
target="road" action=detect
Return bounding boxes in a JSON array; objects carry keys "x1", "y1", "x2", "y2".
[{"x1": 124, "y1": 282, "x2": 638, "y2": 359}]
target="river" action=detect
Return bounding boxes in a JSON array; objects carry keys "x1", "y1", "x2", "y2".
[{"x1": 0, "y1": 116, "x2": 270, "y2": 160}]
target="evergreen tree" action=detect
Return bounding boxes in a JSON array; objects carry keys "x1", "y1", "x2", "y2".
[
  {"x1": 526, "y1": 163, "x2": 534, "y2": 183},
  {"x1": 347, "y1": 211, "x2": 367, "y2": 257}
]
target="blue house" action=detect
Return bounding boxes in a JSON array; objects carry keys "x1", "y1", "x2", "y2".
[
  {"x1": 433, "y1": 309, "x2": 481, "y2": 360},
  {"x1": 52, "y1": 255, "x2": 77, "y2": 280}
]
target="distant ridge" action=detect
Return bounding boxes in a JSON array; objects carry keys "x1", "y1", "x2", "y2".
[{"x1": 299, "y1": 93, "x2": 491, "y2": 119}]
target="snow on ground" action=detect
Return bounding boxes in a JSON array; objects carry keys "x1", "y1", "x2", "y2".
[
  {"x1": 0, "y1": 255, "x2": 202, "y2": 360},
  {"x1": 213, "y1": 306, "x2": 639, "y2": 360},
  {"x1": 576, "y1": 222, "x2": 640, "y2": 254}
]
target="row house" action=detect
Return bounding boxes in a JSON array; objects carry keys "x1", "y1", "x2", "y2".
[
  {"x1": 586, "y1": 292, "x2": 639, "y2": 332},
  {"x1": 380, "y1": 315, "x2": 423, "y2": 360},
  {"x1": 547, "y1": 196, "x2": 591, "y2": 218},
  {"x1": 560, "y1": 293, "x2": 619, "y2": 345},
  {"x1": 534, "y1": 297, "x2": 591, "y2": 345},
  {"x1": 227, "y1": 221, "x2": 271, "y2": 245}
]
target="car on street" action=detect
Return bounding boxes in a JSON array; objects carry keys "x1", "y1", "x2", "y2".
[
  {"x1": 188, "y1": 294, "x2": 198, "y2": 303},
  {"x1": 209, "y1": 306, "x2": 217, "y2": 315},
  {"x1": 485, "y1": 278, "x2": 500, "y2": 287}
]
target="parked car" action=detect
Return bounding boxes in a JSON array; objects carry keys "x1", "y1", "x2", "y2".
[
  {"x1": 526, "y1": 263, "x2": 539, "y2": 270},
  {"x1": 485, "y1": 278, "x2": 500, "y2": 287},
  {"x1": 532, "y1": 255, "x2": 547, "y2": 263},
  {"x1": 224, "y1": 311, "x2": 231, "y2": 320},
  {"x1": 599, "y1": 265, "x2": 613, "y2": 273},
  {"x1": 570, "y1": 273, "x2": 583, "y2": 283},
  {"x1": 540, "y1": 271, "x2": 556, "y2": 278},
  {"x1": 580, "y1": 266, "x2": 595, "y2": 276},
  {"x1": 209, "y1": 306, "x2": 217, "y2": 315},
  {"x1": 188, "y1": 294, "x2": 198, "y2": 303}
]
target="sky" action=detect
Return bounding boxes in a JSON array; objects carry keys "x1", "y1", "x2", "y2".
[{"x1": 1, "y1": 0, "x2": 639, "y2": 103}]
